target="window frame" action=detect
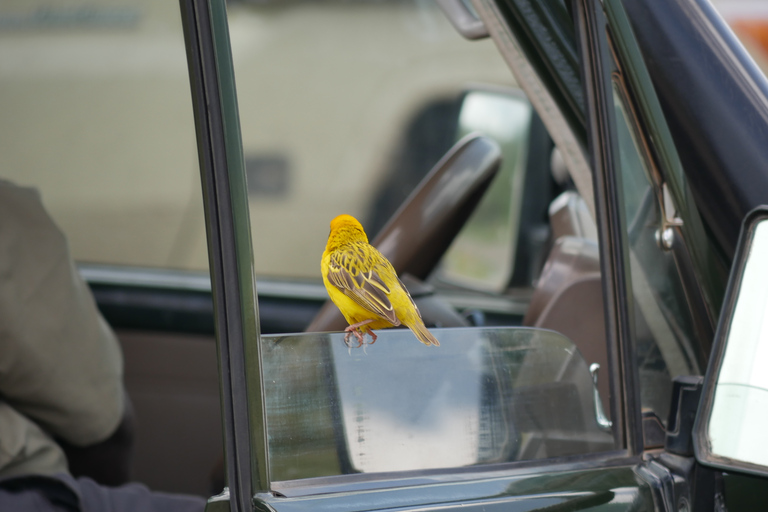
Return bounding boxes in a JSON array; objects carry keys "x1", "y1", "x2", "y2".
[
  {"x1": 603, "y1": 0, "x2": 721, "y2": 350},
  {"x1": 588, "y1": 0, "x2": 722, "y2": 452},
  {"x1": 180, "y1": 0, "x2": 266, "y2": 509},
  {"x1": 269, "y1": 0, "x2": 636, "y2": 490},
  {"x1": 573, "y1": 0, "x2": 642, "y2": 455},
  {"x1": 185, "y1": 0, "x2": 723, "y2": 503}
]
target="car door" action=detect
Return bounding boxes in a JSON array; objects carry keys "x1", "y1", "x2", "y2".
[
  {"x1": 188, "y1": 0, "x2": 768, "y2": 511},
  {"x1": 190, "y1": 0, "x2": 708, "y2": 511}
]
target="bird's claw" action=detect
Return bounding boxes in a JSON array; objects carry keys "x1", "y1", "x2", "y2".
[
  {"x1": 343, "y1": 328, "x2": 364, "y2": 348},
  {"x1": 343, "y1": 325, "x2": 373, "y2": 348}
]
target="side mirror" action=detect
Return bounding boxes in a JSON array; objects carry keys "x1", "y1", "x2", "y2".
[
  {"x1": 694, "y1": 206, "x2": 768, "y2": 476},
  {"x1": 433, "y1": 87, "x2": 536, "y2": 293}
]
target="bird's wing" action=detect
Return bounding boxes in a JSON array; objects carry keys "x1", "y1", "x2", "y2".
[
  {"x1": 326, "y1": 249, "x2": 400, "y2": 326},
  {"x1": 397, "y1": 276, "x2": 423, "y2": 318}
]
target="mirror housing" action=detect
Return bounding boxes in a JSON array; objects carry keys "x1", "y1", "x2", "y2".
[{"x1": 694, "y1": 206, "x2": 768, "y2": 476}]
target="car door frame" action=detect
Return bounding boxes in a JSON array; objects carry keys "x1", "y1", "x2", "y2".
[
  {"x1": 177, "y1": 0, "x2": 715, "y2": 510},
  {"x1": 573, "y1": 0, "x2": 645, "y2": 457},
  {"x1": 180, "y1": 0, "x2": 267, "y2": 510}
]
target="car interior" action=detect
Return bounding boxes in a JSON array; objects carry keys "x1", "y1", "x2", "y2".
[
  {"x1": 103, "y1": 110, "x2": 604, "y2": 495},
  {"x1": 1, "y1": 0, "x2": 705, "y2": 500}
]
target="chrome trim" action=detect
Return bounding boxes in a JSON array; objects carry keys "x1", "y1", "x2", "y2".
[
  {"x1": 589, "y1": 363, "x2": 614, "y2": 431},
  {"x1": 269, "y1": 449, "x2": 635, "y2": 498}
]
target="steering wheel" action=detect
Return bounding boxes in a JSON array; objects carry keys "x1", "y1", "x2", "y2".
[{"x1": 307, "y1": 133, "x2": 502, "y2": 332}]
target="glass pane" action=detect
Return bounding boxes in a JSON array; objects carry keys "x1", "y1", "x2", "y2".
[
  {"x1": 709, "y1": 219, "x2": 768, "y2": 466},
  {"x1": 0, "y1": 0, "x2": 220, "y2": 495},
  {"x1": 0, "y1": 1, "x2": 206, "y2": 270},
  {"x1": 611, "y1": 84, "x2": 701, "y2": 424},
  {"x1": 263, "y1": 327, "x2": 614, "y2": 482}
]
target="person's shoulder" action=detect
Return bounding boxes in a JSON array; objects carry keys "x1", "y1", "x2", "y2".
[{"x1": 0, "y1": 179, "x2": 42, "y2": 206}]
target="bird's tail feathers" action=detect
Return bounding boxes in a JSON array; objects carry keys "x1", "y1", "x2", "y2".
[{"x1": 408, "y1": 321, "x2": 440, "y2": 346}]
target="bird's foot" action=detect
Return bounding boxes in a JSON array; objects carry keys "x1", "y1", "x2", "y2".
[
  {"x1": 344, "y1": 321, "x2": 376, "y2": 348},
  {"x1": 344, "y1": 326, "x2": 366, "y2": 348},
  {"x1": 343, "y1": 330, "x2": 361, "y2": 348}
]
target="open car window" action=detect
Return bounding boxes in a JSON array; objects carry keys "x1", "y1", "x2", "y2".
[
  {"x1": 232, "y1": 0, "x2": 623, "y2": 492},
  {"x1": 263, "y1": 327, "x2": 614, "y2": 489},
  {"x1": 228, "y1": 0, "x2": 513, "y2": 280},
  {"x1": 0, "y1": 1, "x2": 207, "y2": 272}
]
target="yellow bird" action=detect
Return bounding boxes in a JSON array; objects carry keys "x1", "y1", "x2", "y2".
[{"x1": 321, "y1": 214, "x2": 439, "y2": 347}]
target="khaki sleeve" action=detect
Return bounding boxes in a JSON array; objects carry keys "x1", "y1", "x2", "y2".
[
  {"x1": 0, "y1": 181, "x2": 124, "y2": 446},
  {"x1": 0, "y1": 401, "x2": 69, "y2": 478}
]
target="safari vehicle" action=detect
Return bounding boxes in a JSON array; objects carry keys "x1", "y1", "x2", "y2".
[{"x1": 4, "y1": 0, "x2": 768, "y2": 511}]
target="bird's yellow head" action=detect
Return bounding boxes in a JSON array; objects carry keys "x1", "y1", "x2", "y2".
[
  {"x1": 330, "y1": 214, "x2": 364, "y2": 232},
  {"x1": 326, "y1": 214, "x2": 368, "y2": 250}
]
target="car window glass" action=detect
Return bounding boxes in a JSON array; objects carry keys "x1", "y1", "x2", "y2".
[
  {"x1": 611, "y1": 81, "x2": 701, "y2": 426},
  {"x1": 263, "y1": 327, "x2": 614, "y2": 483},
  {"x1": 0, "y1": 1, "x2": 207, "y2": 271},
  {"x1": 0, "y1": 0, "x2": 226, "y2": 496}
]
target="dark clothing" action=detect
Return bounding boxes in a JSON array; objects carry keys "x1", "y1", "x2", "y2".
[{"x1": 0, "y1": 474, "x2": 206, "y2": 512}]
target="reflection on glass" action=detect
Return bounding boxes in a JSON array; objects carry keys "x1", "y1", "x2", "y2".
[
  {"x1": 262, "y1": 327, "x2": 613, "y2": 482},
  {"x1": 709, "y1": 220, "x2": 768, "y2": 466}
]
